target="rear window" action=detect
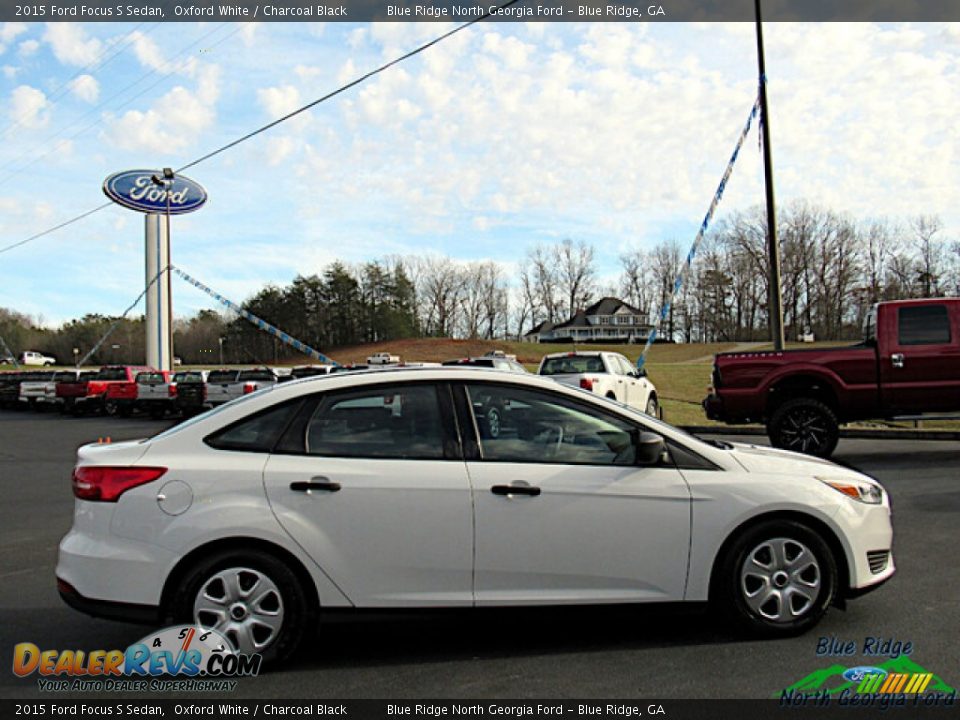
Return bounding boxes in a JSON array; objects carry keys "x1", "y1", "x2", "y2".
[
  {"x1": 208, "y1": 370, "x2": 239, "y2": 383},
  {"x1": 442, "y1": 359, "x2": 495, "y2": 367},
  {"x1": 898, "y1": 305, "x2": 951, "y2": 346},
  {"x1": 79, "y1": 372, "x2": 97, "y2": 381},
  {"x1": 53, "y1": 372, "x2": 77, "y2": 382},
  {"x1": 238, "y1": 369, "x2": 276, "y2": 381},
  {"x1": 137, "y1": 373, "x2": 166, "y2": 383},
  {"x1": 291, "y1": 367, "x2": 330, "y2": 379},
  {"x1": 174, "y1": 372, "x2": 204, "y2": 383},
  {"x1": 539, "y1": 355, "x2": 606, "y2": 375},
  {"x1": 96, "y1": 368, "x2": 128, "y2": 381}
]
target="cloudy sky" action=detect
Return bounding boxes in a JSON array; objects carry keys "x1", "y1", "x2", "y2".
[{"x1": 0, "y1": 20, "x2": 958, "y2": 324}]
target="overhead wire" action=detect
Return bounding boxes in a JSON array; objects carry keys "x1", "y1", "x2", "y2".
[
  {"x1": 0, "y1": 0, "x2": 521, "y2": 257},
  {"x1": 0, "y1": 22, "x2": 236, "y2": 186}
]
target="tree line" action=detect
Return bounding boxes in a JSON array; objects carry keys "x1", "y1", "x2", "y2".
[{"x1": 1, "y1": 202, "x2": 957, "y2": 365}]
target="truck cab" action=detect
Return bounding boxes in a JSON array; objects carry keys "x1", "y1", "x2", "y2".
[{"x1": 704, "y1": 298, "x2": 960, "y2": 456}]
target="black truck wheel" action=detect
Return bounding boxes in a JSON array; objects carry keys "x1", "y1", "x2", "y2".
[{"x1": 768, "y1": 398, "x2": 839, "y2": 458}]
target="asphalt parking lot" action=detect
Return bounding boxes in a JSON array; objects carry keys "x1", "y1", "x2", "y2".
[{"x1": 1, "y1": 410, "x2": 957, "y2": 700}]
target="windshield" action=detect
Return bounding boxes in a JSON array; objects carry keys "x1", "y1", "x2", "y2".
[
  {"x1": 208, "y1": 370, "x2": 239, "y2": 383},
  {"x1": 540, "y1": 355, "x2": 605, "y2": 375},
  {"x1": 174, "y1": 372, "x2": 204, "y2": 383}
]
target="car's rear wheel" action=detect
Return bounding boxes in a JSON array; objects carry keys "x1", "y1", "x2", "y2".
[
  {"x1": 170, "y1": 549, "x2": 314, "y2": 664},
  {"x1": 716, "y1": 520, "x2": 837, "y2": 637},
  {"x1": 768, "y1": 398, "x2": 839, "y2": 458}
]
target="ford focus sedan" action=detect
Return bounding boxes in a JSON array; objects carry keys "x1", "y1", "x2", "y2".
[{"x1": 57, "y1": 367, "x2": 894, "y2": 662}]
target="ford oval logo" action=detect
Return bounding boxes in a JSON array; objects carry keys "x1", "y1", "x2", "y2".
[
  {"x1": 103, "y1": 170, "x2": 207, "y2": 215},
  {"x1": 843, "y1": 666, "x2": 887, "y2": 683}
]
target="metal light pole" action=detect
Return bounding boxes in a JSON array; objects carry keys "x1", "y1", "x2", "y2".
[{"x1": 755, "y1": 0, "x2": 785, "y2": 350}]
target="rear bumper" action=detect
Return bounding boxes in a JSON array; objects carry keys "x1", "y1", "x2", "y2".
[
  {"x1": 57, "y1": 578, "x2": 159, "y2": 625},
  {"x1": 702, "y1": 393, "x2": 724, "y2": 420}
]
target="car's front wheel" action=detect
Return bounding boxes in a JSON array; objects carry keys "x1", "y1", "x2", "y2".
[
  {"x1": 170, "y1": 549, "x2": 314, "y2": 664},
  {"x1": 768, "y1": 398, "x2": 839, "y2": 458},
  {"x1": 645, "y1": 395, "x2": 658, "y2": 417},
  {"x1": 716, "y1": 520, "x2": 837, "y2": 637}
]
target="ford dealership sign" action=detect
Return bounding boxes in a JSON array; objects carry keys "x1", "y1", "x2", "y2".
[{"x1": 103, "y1": 170, "x2": 207, "y2": 215}]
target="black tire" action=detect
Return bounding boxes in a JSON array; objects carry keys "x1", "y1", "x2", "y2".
[
  {"x1": 645, "y1": 395, "x2": 659, "y2": 417},
  {"x1": 715, "y1": 519, "x2": 837, "y2": 638},
  {"x1": 768, "y1": 397, "x2": 839, "y2": 458},
  {"x1": 149, "y1": 406, "x2": 165, "y2": 420},
  {"x1": 117, "y1": 404, "x2": 133, "y2": 418},
  {"x1": 167, "y1": 549, "x2": 314, "y2": 665},
  {"x1": 605, "y1": 392, "x2": 617, "y2": 401}
]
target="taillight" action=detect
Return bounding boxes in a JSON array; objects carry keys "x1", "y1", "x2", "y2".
[
  {"x1": 580, "y1": 378, "x2": 594, "y2": 391},
  {"x1": 202, "y1": 385, "x2": 208, "y2": 400},
  {"x1": 72, "y1": 466, "x2": 167, "y2": 502},
  {"x1": 243, "y1": 382, "x2": 256, "y2": 394},
  {"x1": 168, "y1": 384, "x2": 177, "y2": 397}
]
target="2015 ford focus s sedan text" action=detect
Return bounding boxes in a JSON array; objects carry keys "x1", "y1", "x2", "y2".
[{"x1": 56, "y1": 367, "x2": 894, "y2": 662}]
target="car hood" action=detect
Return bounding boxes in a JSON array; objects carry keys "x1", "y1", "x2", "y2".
[{"x1": 725, "y1": 441, "x2": 862, "y2": 478}]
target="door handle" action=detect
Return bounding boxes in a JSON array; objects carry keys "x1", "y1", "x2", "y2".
[
  {"x1": 290, "y1": 477, "x2": 341, "y2": 493},
  {"x1": 491, "y1": 484, "x2": 541, "y2": 497},
  {"x1": 891, "y1": 353, "x2": 905, "y2": 369}
]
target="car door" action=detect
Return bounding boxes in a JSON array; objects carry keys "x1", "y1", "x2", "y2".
[
  {"x1": 880, "y1": 302, "x2": 960, "y2": 414},
  {"x1": 459, "y1": 382, "x2": 692, "y2": 605},
  {"x1": 262, "y1": 381, "x2": 475, "y2": 607}
]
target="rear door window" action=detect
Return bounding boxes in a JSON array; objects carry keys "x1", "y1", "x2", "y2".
[
  {"x1": 304, "y1": 384, "x2": 445, "y2": 460},
  {"x1": 898, "y1": 305, "x2": 951, "y2": 345}
]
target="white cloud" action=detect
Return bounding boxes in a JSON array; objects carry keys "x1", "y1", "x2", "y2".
[
  {"x1": 104, "y1": 65, "x2": 221, "y2": 153},
  {"x1": 43, "y1": 24, "x2": 102, "y2": 66},
  {"x1": 2, "y1": 64, "x2": 18, "y2": 79},
  {"x1": 0, "y1": 22, "x2": 27, "y2": 55},
  {"x1": 18, "y1": 39, "x2": 39, "y2": 57},
  {"x1": 257, "y1": 84, "x2": 301, "y2": 119},
  {"x1": 7, "y1": 84, "x2": 48, "y2": 128},
  {"x1": 70, "y1": 74, "x2": 99, "y2": 103},
  {"x1": 130, "y1": 30, "x2": 166, "y2": 72}
]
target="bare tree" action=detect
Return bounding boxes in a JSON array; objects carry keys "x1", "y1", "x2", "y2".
[{"x1": 556, "y1": 238, "x2": 597, "y2": 318}]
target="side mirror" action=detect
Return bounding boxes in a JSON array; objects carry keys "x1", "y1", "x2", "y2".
[
  {"x1": 634, "y1": 430, "x2": 666, "y2": 465},
  {"x1": 634, "y1": 368, "x2": 647, "y2": 378}
]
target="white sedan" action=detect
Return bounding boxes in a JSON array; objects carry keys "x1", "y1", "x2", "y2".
[{"x1": 57, "y1": 367, "x2": 894, "y2": 663}]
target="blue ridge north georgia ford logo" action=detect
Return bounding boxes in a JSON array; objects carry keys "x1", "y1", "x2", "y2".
[{"x1": 103, "y1": 169, "x2": 207, "y2": 215}]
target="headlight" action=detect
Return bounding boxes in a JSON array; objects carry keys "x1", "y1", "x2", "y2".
[{"x1": 817, "y1": 476, "x2": 883, "y2": 505}]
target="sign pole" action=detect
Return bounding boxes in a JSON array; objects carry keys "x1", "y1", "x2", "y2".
[{"x1": 144, "y1": 213, "x2": 172, "y2": 371}]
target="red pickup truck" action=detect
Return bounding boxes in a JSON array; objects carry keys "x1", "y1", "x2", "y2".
[
  {"x1": 71, "y1": 366, "x2": 151, "y2": 416},
  {"x1": 703, "y1": 298, "x2": 960, "y2": 457}
]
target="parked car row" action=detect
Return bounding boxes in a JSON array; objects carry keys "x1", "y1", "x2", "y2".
[{"x1": 1, "y1": 351, "x2": 662, "y2": 421}]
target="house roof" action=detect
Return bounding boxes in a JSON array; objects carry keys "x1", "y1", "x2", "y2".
[
  {"x1": 583, "y1": 296, "x2": 643, "y2": 316},
  {"x1": 523, "y1": 320, "x2": 555, "y2": 336}
]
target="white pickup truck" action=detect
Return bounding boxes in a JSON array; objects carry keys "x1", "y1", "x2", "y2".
[
  {"x1": 367, "y1": 352, "x2": 401, "y2": 365},
  {"x1": 135, "y1": 371, "x2": 175, "y2": 419},
  {"x1": 538, "y1": 351, "x2": 659, "y2": 416},
  {"x1": 18, "y1": 370, "x2": 60, "y2": 409},
  {"x1": 208, "y1": 367, "x2": 283, "y2": 405},
  {"x1": 205, "y1": 369, "x2": 241, "y2": 406},
  {"x1": 21, "y1": 351, "x2": 56, "y2": 367}
]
